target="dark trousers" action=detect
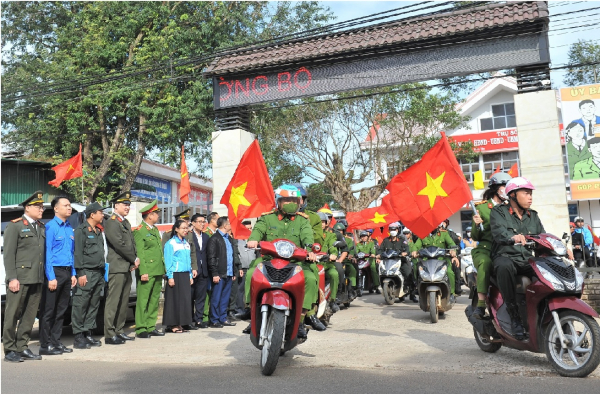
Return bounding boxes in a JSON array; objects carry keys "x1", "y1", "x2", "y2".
[
  {"x1": 334, "y1": 262, "x2": 345, "y2": 297},
  {"x1": 2, "y1": 283, "x2": 42, "y2": 353},
  {"x1": 39, "y1": 267, "x2": 72, "y2": 347},
  {"x1": 399, "y1": 259, "x2": 413, "y2": 290},
  {"x1": 104, "y1": 272, "x2": 132, "y2": 337},
  {"x1": 493, "y1": 256, "x2": 534, "y2": 307},
  {"x1": 210, "y1": 276, "x2": 233, "y2": 324},
  {"x1": 228, "y1": 274, "x2": 241, "y2": 314},
  {"x1": 236, "y1": 268, "x2": 248, "y2": 313},
  {"x1": 191, "y1": 275, "x2": 210, "y2": 323},
  {"x1": 71, "y1": 270, "x2": 104, "y2": 335}
]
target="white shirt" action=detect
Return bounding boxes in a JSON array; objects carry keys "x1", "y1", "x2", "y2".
[{"x1": 193, "y1": 229, "x2": 203, "y2": 250}]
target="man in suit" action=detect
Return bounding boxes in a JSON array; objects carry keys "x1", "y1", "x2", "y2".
[
  {"x1": 206, "y1": 217, "x2": 242, "y2": 328},
  {"x1": 103, "y1": 191, "x2": 139, "y2": 345},
  {"x1": 190, "y1": 213, "x2": 210, "y2": 328},
  {"x1": 2, "y1": 191, "x2": 46, "y2": 362},
  {"x1": 133, "y1": 200, "x2": 166, "y2": 338},
  {"x1": 573, "y1": 137, "x2": 600, "y2": 180},
  {"x1": 574, "y1": 99, "x2": 600, "y2": 139}
]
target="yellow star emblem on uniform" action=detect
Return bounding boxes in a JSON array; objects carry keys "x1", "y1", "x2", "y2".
[
  {"x1": 417, "y1": 172, "x2": 448, "y2": 209},
  {"x1": 369, "y1": 212, "x2": 388, "y2": 224},
  {"x1": 229, "y1": 182, "x2": 251, "y2": 216}
]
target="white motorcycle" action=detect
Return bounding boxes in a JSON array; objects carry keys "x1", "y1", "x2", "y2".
[{"x1": 460, "y1": 247, "x2": 477, "y2": 290}]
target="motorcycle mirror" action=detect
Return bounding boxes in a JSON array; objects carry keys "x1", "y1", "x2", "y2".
[{"x1": 562, "y1": 232, "x2": 570, "y2": 241}]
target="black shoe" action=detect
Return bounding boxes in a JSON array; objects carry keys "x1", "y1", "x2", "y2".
[
  {"x1": 235, "y1": 308, "x2": 251, "y2": 321},
  {"x1": 118, "y1": 333, "x2": 135, "y2": 341},
  {"x1": 183, "y1": 324, "x2": 198, "y2": 331},
  {"x1": 507, "y1": 304, "x2": 526, "y2": 340},
  {"x1": 242, "y1": 324, "x2": 251, "y2": 334},
  {"x1": 375, "y1": 289, "x2": 381, "y2": 294},
  {"x1": 227, "y1": 312, "x2": 240, "y2": 322},
  {"x1": 307, "y1": 314, "x2": 326, "y2": 331},
  {"x1": 195, "y1": 322, "x2": 209, "y2": 329},
  {"x1": 398, "y1": 296, "x2": 406, "y2": 303},
  {"x1": 222, "y1": 320, "x2": 236, "y2": 327},
  {"x1": 297, "y1": 323, "x2": 308, "y2": 339},
  {"x1": 4, "y1": 351, "x2": 23, "y2": 363},
  {"x1": 39, "y1": 346, "x2": 63, "y2": 356},
  {"x1": 473, "y1": 306, "x2": 487, "y2": 320},
  {"x1": 19, "y1": 349, "x2": 42, "y2": 360},
  {"x1": 84, "y1": 332, "x2": 102, "y2": 347},
  {"x1": 149, "y1": 329, "x2": 165, "y2": 337},
  {"x1": 105, "y1": 336, "x2": 126, "y2": 345},
  {"x1": 56, "y1": 343, "x2": 73, "y2": 353},
  {"x1": 137, "y1": 331, "x2": 152, "y2": 338},
  {"x1": 74, "y1": 334, "x2": 92, "y2": 349},
  {"x1": 209, "y1": 322, "x2": 223, "y2": 328},
  {"x1": 369, "y1": 289, "x2": 374, "y2": 294},
  {"x1": 330, "y1": 301, "x2": 340, "y2": 313},
  {"x1": 455, "y1": 287, "x2": 463, "y2": 296},
  {"x1": 410, "y1": 293, "x2": 419, "y2": 303}
]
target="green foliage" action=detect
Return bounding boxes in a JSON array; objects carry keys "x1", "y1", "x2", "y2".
[
  {"x1": 305, "y1": 183, "x2": 339, "y2": 212},
  {"x1": 563, "y1": 40, "x2": 600, "y2": 86}
]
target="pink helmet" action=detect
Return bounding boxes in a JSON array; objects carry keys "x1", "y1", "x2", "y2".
[{"x1": 505, "y1": 177, "x2": 535, "y2": 195}]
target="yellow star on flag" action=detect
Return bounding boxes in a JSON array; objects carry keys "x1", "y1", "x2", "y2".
[
  {"x1": 181, "y1": 172, "x2": 187, "y2": 179},
  {"x1": 66, "y1": 164, "x2": 75, "y2": 173},
  {"x1": 229, "y1": 182, "x2": 251, "y2": 216},
  {"x1": 369, "y1": 211, "x2": 388, "y2": 224},
  {"x1": 417, "y1": 172, "x2": 448, "y2": 208}
]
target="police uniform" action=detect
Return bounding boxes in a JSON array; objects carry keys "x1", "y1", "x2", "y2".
[
  {"x1": 103, "y1": 192, "x2": 138, "y2": 343},
  {"x1": 411, "y1": 229, "x2": 457, "y2": 294},
  {"x1": 344, "y1": 235, "x2": 357, "y2": 288},
  {"x1": 2, "y1": 192, "x2": 45, "y2": 362},
  {"x1": 133, "y1": 200, "x2": 166, "y2": 337},
  {"x1": 356, "y1": 240, "x2": 379, "y2": 289},
  {"x1": 471, "y1": 200, "x2": 496, "y2": 295},
  {"x1": 321, "y1": 230, "x2": 340, "y2": 301},
  {"x1": 71, "y1": 202, "x2": 106, "y2": 348},
  {"x1": 305, "y1": 209, "x2": 324, "y2": 247}
]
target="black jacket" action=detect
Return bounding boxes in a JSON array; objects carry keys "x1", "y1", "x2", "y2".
[
  {"x1": 191, "y1": 230, "x2": 210, "y2": 277},
  {"x1": 206, "y1": 231, "x2": 241, "y2": 278}
]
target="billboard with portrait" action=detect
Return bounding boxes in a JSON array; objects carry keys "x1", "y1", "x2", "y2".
[{"x1": 560, "y1": 84, "x2": 600, "y2": 200}]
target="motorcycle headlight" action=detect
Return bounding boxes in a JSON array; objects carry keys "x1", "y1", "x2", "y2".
[
  {"x1": 419, "y1": 266, "x2": 431, "y2": 281},
  {"x1": 388, "y1": 263, "x2": 401, "y2": 274},
  {"x1": 274, "y1": 241, "x2": 295, "y2": 259},
  {"x1": 537, "y1": 265, "x2": 565, "y2": 291},
  {"x1": 575, "y1": 268, "x2": 584, "y2": 292},
  {"x1": 431, "y1": 265, "x2": 447, "y2": 282},
  {"x1": 547, "y1": 238, "x2": 567, "y2": 256}
]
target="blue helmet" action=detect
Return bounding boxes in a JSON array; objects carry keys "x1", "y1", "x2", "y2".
[{"x1": 274, "y1": 185, "x2": 301, "y2": 201}]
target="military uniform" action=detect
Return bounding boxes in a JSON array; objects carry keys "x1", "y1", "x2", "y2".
[
  {"x1": 72, "y1": 203, "x2": 106, "y2": 339},
  {"x1": 103, "y1": 192, "x2": 138, "y2": 341},
  {"x1": 471, "y1": 200, "x2": 496, "y2": 294},
  {"x1": 244, "y1": 209, "x2": 316, "y2": 310},
  {"x1": 2, "y1": 192, "x2": 45, "y2": 361},
  {"x1": 305, "y1": 209, "x2": 324, "y2": 247},
  {"x1": 344, "y1": 235, "x2": 357, "y2": 287},
  {"x1": 133, "y1": 200, "x2": 166, "y2": 336},
  {"x1": 411, "y1": 230, "x2": 457, "y2": 294},
  {"x1": 572, "y1": 156, "x2": 600, "y2": 180},
  {"x1": 320, "y1": 230, "x2": 340, "y2": 301},
  {"x1": 356, "y1": 240, "x2": 379, "y2": 289}
]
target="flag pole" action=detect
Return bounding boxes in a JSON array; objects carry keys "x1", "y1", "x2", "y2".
[{"x1": 81, "y1": 176, "x2": 84, "y2": 204}]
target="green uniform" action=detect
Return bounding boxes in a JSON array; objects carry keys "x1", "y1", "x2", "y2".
[
  {"x1": 104, "y1": 214, "x2": 137, "y2": 338},
  {"x1": 133, "y1": 222, "x2": 165, "y2": 335},
  {"x1": 344, "y1": 236, "x2": 357, "y2": 287},
  {"x1": 72, "y1": 221, "x2": 106, "y2": 335},
  {"x1": 411, "y1": 230, "x2": 456, "y2": 294},
  {"x1": 471, "y1": 200, "x2": 496, "y2": 294},
  {"x1": 305, "y1": 209, "x2": 324, "y2": 247},
  {"x1": 356, "y1": 241, "x2": 379, "y2": 288},
  {"x1": 572, "y1": 156, "x2": 600, "y2": 180},
  {"x1": 245, "y1": 210, "x2": 316, "y2": 310},
  {"x1": 408, "y1": 237, "x2": 419, "y2": 279},
  {"x1": 2, "y1": 216, "x2": 45, "y2": 353},
  {"x1": 321, "y1": 231, "x2": 340, "y2": 300}
]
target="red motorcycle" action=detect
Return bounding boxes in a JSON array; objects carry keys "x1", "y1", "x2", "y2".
[
  {"x1": 249, "y1": 239, "x2": 306, "y2": 376},
  {"x1": 466, "y1": 233, "x2": 600, "y2": 377}
]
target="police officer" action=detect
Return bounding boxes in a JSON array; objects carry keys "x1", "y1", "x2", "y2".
[
  {"x1": 330, "y1": 222, "x2": 349, "y2": 299},
  {"x1": 133, "y1": 200, "x2": 166, "y2": 338},
  {"x1": 470, "y1": 172, "x2": 511, "y2": 319},
  {"x1": 72, "y1": 202, "x2": 106, "y2": 349},
  {"x1": 343, "y1": 230, "x2": 357, "y2": 296},
  {"x1": 2, "y1": 191, "x2": 45, "y2": 362},
  {"x1": 490, "y1": 177, "x2": 545, "y2": 340},
  {"x1": 293, "y1": 183, "x2": 324, "y2": 247},
  {"x1": 356, "y1": 230, "x2": 379, "y2": 294},
  {"x1": 442, "y1": 220, "x2": 462, "y2": 295},
  {"x1": 377, "y1": 222, "x2": 415, "y2": 302},
  {"x1": 104, "y1": 191, "x2": 139, "y2": 345},
  {"x1": 319, "y1": 212, "x2": 341, "y2": 313},
  {"x1": 410, "y1": 223, "x2": 460, "y2": 302},
  {"x1": 243, "y1": 185, "x2": 317, "y2": 337}
]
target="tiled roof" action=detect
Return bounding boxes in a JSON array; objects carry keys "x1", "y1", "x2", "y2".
[{"x1": 206, "y1": 1, "x2": 548, "y2": 75}]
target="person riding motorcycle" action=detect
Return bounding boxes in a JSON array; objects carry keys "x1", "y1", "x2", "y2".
[
  {"x1": 442, "y1": 220, "x2": 462, "y2": 295},
  {"x1": 243, "y1": 185, "x2": 319, "y2": 337},
  {"x1": 293, "y1": 183, "x2": 324, "y2": 247},
  {"x1": 318, "y1": 211, "x2": 342, "y2": 313},
  {"x1": 410, "y1": 223, "x2": 460, "y2": 303},
  {"x1": 470, "y1": 172, "x2": 512, "y2": 319},
  {"x1": 461, "y1": 227, "x2": 477, "y2": 249},
  {"x1": 572, "y1": 216, "x2": 593, "y2": 268},
  {"x1": 377, "y1": 222, "x2": 416, "y2": 302},
  {"x1": 343, "y1": 230, "x2": 357, "y2": 297},
  {"x1": 490, "y1": 177, "x2": 545, "y2": 340},
  {"x1": 329, "y1": 222, "x2": 349, "y2": 302},
  {"x1": 356, "y1": 230, "x2": 380, "y2": 294}
]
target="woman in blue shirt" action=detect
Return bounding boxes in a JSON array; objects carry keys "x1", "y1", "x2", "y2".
[{"x1": 162, "y1": 219, "x2": 193, "y2": 333}]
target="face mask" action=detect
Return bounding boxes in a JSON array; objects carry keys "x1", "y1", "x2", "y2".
[
  {"x1": 498, "y1": 188, "x2": 507, "y2": 200},
  {"x1": 390, "y1": 231, "x2": 398, "y2": 237},
  {"x1": 466, "y1": 232, "x2": 471, "y2": 238},
  {"x1": 281, "y1": 202, "x2": 298, "y2": 215}
]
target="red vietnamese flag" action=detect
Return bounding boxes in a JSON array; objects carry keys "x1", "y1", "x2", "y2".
[
  {"x1": 220, "y1": 140, "x2": 276, "y2": 238},
  {"x1": 48, "y1": 144, "x2": 83, "y2": 187},
  {"x1": 180, "y1": 145, "x2": 191, "y2": 204},
  {"x1": 371, "y1": 227, "x2": 387, "y2": 245},
  {"x1": 491, "y1": 165, "x2": 501, "y2": 177},
  {"x1": 385, "y1": 133, "x2": 472, "y2": 239},
  {"x1": 507, "y1": 163, "x2": 519, "y2": 177},
  {"x1": 346, "y1": 200, "x2": 400, "y2": 231}
]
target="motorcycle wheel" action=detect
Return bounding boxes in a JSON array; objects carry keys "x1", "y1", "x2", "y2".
[
  {"x1": 260, "y1": 309, "x2": 286, "y2": 376},
  {"x1": 382, "y1": 281, "x2": 395, "y2": 306},
  {"x1": 429, "y1": 291, "x2": 438, "y2": 323},
  {"x1": 473, "y1": 327, "x2": 502, "y2": 353},
  {"x1": 544, "y1": 310, "x2": 600, "y2": 378}
]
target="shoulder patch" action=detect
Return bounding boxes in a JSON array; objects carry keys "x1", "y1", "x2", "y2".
[
  {"x1": 440, "y1": 229, "x2": 447, "y2": 232},
  {"x1": 111, "y1": 215, "x2": 117, "y2": 220},
  {"x1": 11, "y1": 217, "x2": 23, "y2": 223},
  {"x1": 296, "y1": 212, "x2": 309, "y2": 219},
  {"x1": 132, "y1": 224, "x2": 142, "y2": 231},
  {"x1": 261, "y1": 209, "x2": 277, "y2": 216},
  {"x1": 474, "y1": 200, "x2": 487, "y2": 206},
  {"x1": 37, "y1": 220, "x2": 45, "y2": 227}
]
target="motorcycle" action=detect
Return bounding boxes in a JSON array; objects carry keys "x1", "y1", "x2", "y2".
[
  {"x1": 312, "y1": 246, "x2": 333, "y2": 326},
  {"x1": 460, "y1": 246, "x2": 477, "y2": 289},
  {"x1": 356, "y1": 252, "x2": 375, "y2": 296},
  {"x1": 249, "y1": 239, "x2": 307, "y2": 376},
  {"x1": 416, "y1": 246, "x2": 455, "y2": 323},
  {"x1": 378, "y1": 249, "x2": 405, "y2": 305},
  {"x1": 465, "y1": 233, "x2": 600, "y2": 378}
]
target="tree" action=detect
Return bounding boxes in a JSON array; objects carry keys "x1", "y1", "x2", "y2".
[
  {"x1": 256, "y1": 85, "x2": 474, "y2": 212},
  {"x1": 563, "y1": 40, "x2": 600, "y2": 86},
  {"x1": 306, "y1": 183, "x2": 339, "y2": 212},
  {"x1": 1, "y1": 1, "x2": 332, "y2": 201}
]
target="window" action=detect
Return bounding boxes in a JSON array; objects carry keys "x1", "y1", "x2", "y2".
[
  {"x1": 562, "y1": 146, "x2": 568, "y2": 175},
  {"x1": 480, "y1": 103, "x2": 516, "y2": 131},
  {"x1": 483, "y1": 151, "x2": 519, "y2": 179},
  {"x1": 460, "y1": 211, "x2": 473, "y2": 234},
  {"x1": 459, "y1": 156, "x2": 480, "y2": 182},
  {"x1": 568, "y1": 204, "x2": 578, "y2": 223}
]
